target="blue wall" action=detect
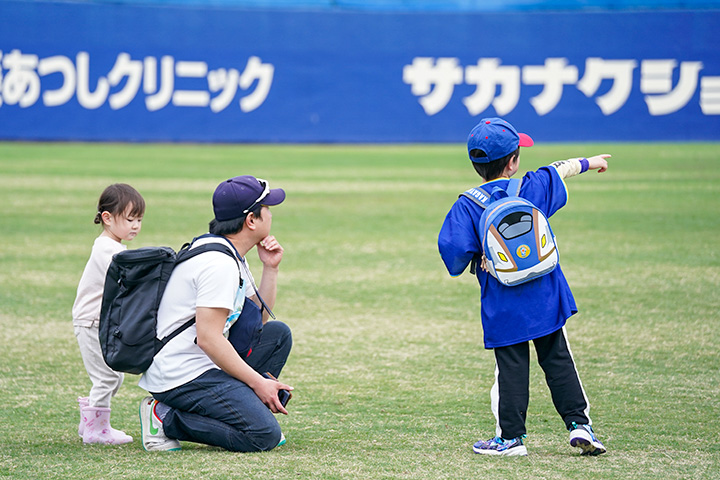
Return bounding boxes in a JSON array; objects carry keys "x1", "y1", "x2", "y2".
[
  {"x1": 36, "y1": 0, "x2": 720, "y2": 11},
  {"x1": 1, "y1": 0, "x2": 719, "y2": 142}
]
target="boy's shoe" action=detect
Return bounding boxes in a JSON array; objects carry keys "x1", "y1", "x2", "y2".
[
  {"x1": 277, "y1": 433, "x2": 286, "y2": 447},
  {"x1": 473, "y1": 435, "x2": 528, "y2": 456},
  {"x1": 569, "y1": 422, "x2": 606, "y2": 456},
  {"x1": 139, "y1": 396, "x2": 181, "y2": 452}
]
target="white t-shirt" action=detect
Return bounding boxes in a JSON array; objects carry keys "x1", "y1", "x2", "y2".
[
  {"x1": 72, "y1": 235, "x2": 126, "y2": 327},
  {"x1": 138, "y1": 236, "x2": 257, "y2": 393}
]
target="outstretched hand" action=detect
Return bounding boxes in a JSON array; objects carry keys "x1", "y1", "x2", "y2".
[
  {"x1": 257, "y1": 235, "x2": 283, "y2": 269},
  {"x1": 587, "y1": 154, "x2": 611, "y2": 173}
]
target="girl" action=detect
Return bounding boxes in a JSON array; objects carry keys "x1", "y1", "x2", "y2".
[{"x1": 72, "y1": 183, "x2": 145, "y2": 444}]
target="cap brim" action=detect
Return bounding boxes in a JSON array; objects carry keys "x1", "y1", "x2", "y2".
[
  {"x1": 262, "y1": 188, "x2": 285, "y2": 207},
  {"x1": 518, "y1": 133, "x2": 534, "y2": 147}
]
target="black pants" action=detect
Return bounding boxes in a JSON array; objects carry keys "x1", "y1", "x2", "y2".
[{"x1": 492, "y1": 327, "x2": 591, "y2": 439}]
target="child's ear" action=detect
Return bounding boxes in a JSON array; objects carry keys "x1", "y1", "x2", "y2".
[{"x1": 100, "y1": 211, "x2": 113, "y2": 226}]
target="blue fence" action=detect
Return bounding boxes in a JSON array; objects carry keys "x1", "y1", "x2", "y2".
[
  {"x1": 1, "y1": 0, "x2": 719, "y2": 142},
  {"x1": 33, "y1": 0, "x2": 720, "y2": 11}
]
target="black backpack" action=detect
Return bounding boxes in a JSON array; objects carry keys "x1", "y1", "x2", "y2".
[{"x1": 99, "y1": 241, "x2": 237, "y2": 374}]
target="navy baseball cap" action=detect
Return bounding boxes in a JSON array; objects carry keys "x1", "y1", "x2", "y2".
[
  {"x1": 467, "y1": 117, "x2": 534, "y2": 163},
  {"x1": 212, "y1": 175, "x2": 285, "y2": 222}
]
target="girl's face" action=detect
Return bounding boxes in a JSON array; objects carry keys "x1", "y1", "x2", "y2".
[{"x1": 102, "y1": 204, "x2": 143, "y2": 243}]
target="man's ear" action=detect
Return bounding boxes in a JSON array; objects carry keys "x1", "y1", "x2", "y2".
[{"x1": 244, "y1": 212, "x2": 257, "y2": 231}]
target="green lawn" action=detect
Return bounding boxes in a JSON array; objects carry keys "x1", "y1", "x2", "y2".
[{"x1": 0, "y1": 142, "x2": 718, "y2": 479}]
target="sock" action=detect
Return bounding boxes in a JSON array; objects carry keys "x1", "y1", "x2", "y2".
[{"x1": 154, "y1": 401, "x2": 171, "y2": 422}]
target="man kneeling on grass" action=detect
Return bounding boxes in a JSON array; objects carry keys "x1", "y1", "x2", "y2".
[{"x1": 138, "y1": 175, "x2": 293, "y2": 452}]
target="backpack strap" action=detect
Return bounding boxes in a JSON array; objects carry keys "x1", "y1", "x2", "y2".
[
  {"x1": 178, "y1": 237, "x2": 242, "y2": 288},
  {"x1": 236, "y1": 256, "x2": 276, "y2": 320},
  {"x1": 460, "y1": 186, "x2": 493, "y2": 209},
  {"x1": 193, "y1": 233, "x2": 276, "y2": 320},
  {"x1": 459, "y1": 186, "x2": 493, "y2": 275},
  {"x1": 460, "y1": 178, "x2": 522, "y2": 276},
  {"x1": 156, "y1": 317, "x2": 197, "y2": 352},
  {"x1": 461, "y1": 177, "x2": 523, "y2": 207},
  {"x1": 155, "y1": 241, "x2": 247, "y2": 353},
  {"x1": 176, "y1": 241, "x2": 237, "y2": 265},
  {"x1": 506, "y1": 177, "x2": 523, "y2": 196},
  {"x1": 190, "y1": 234, "x2": 276, "y2": 320}
]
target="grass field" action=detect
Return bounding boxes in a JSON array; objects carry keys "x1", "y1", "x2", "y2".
[{"x1": 0, "y1": 141, "x2": 718, "y2": 479}]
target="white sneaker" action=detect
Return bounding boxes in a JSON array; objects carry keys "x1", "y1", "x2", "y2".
[{"x1": 139, "y1": 396, "x2": 181, "y2": 452}]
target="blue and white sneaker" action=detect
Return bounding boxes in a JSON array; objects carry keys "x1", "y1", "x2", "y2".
[
  {"x1": 473, "y1": 435, "x2": 528, "y2": 456},
  {"x1": 569, "y1": 422, "x2": 606, "y2": 456}
]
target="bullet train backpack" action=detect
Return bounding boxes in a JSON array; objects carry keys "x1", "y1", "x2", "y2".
[{"x1": 461, "y1": 178, "x2": 559, "y2": 286}]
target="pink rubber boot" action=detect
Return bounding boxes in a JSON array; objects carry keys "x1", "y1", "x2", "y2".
[
  {"x1": 81, "y1": 406, "x2": 133, "y2": 445},
  {"x1": 78, "y1": 397, "x2": 89, "y2": 437},
  {"x1": 78, "y1": 397, "x2": 133, "y2": 442}
]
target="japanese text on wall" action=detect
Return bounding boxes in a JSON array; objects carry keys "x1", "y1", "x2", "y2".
[
  {"x1": 0, "y1": 50, "x2": 274, "y2": 112},
  {"x1": 403, "y1": 57, "x2": 720, "y2": 116}
]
